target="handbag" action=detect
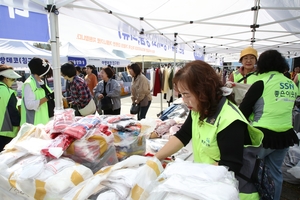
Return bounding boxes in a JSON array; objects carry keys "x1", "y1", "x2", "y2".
[
  {"x1": 231, "y1": 82, "x2": 252, "y2": 105},
  {"x1": 101, "y1": 96, "x2": 113, "y2": 110},
  {"x1": 236, "y1": 146, "x2": 275, "y2": 200},
  {"x1": 130, "y1": 103, "x2": 140, "y2": 114},
  {"x1": 79, "y1": 98, "x2": 96, "y2": 116}
]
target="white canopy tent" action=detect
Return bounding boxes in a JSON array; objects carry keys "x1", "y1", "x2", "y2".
[
  {"x1": 60, "y1": 42, "x2": 130, "y2": 67},
  {"x1": 57, "y1": 0, "x2": 300, "y2": 58},
  {"x1": 1, "y1": 0, "x2": 299, "y2": 110},
  {"x1": 87, "y1": 47, "x2": 130, "y2": 67},
  {"x1": 0, "y1": 40, "x2": 54, "y2": 72}
]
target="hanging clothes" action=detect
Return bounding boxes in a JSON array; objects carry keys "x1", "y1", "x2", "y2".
[{"x1": 153, "y1": 68, "x2": 162, "y2": 96}]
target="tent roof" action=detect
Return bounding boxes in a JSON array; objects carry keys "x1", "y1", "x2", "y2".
[
  {"x1": 57, "y1": 0, "x2": 300, "y2": 59},
  {"x1": 1, "y1": 0, "x2": 300, "y2": 60},
  {"x1": 60, "y1": 42, "x2": 127, "y2": 60},
  {"x1": 60, "y1": 42, "x2": 86, "y2": 57},
  {"x1": 89, "y1": 47, "x2": 126, "y2": 60},
  {"x1": 0, "y1": 40, "x2": 52, "y2": 57}
]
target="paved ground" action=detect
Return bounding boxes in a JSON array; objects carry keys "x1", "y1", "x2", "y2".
[
  {"x1": 281, "y1": 182, "x2": 300, "y2": 200},
  {"x1": 120, "y1": 94, "x2": 170, "y2": 119}
]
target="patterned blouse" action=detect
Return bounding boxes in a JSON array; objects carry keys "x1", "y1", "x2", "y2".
[{"x1": 68, "y1": 76, "x2": 92, "y2": 109}]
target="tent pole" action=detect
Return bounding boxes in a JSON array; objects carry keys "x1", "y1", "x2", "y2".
[
  {"x1": 142, "y1": 55, "x2": 144, "y2": 73},
  {"x1": 48, "y1": 2, "x2": 63, "y2": 110},
  {"x1": 172, "y1": 33, "x2": 178, "y2": 105}
]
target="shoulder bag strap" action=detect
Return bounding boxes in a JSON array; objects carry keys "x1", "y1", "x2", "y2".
[{"x1": 237, "y1": 72, "x2": 254, "y2": 83}]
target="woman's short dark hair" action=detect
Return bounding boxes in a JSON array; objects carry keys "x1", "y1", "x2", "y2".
[
  {"x1": 173, "y1": 60, "x2": 235, "y2": 122},
  {"x1": 86, "y1": 65, "x2": 94, "y2": 70},
  {"x1": 61, "y1": 62, "x2": 76, "y2": 77},
  {"x1": 102, "y1": 67, "x2": 114, "y2": 78},
  {"x1": 256, "y1": 50, "x2": 288, "y2": 74},
  {"x1": 75, "y1": 66, "x2": 82, "y2": 72},
  {"x1": 127, "y1": 63, "x2": 141, "y2": 78}
]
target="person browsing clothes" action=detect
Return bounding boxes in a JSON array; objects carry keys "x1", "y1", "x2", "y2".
[
  {"x1": 127, "y1": 63, "x2": 152, "y2": 120},
  {"x1": 61, "y1": 62, "x2": 96, "y2": 116},
  {"x1": 94, "y1": 67, "x2": 121, "y2": 115}
]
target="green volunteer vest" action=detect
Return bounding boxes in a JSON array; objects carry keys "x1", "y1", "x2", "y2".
[
  {"x1": 233, "y1": 70, "x2": 258, "y2": 84},
  {"x1": 0, "y1": 82, "x2": 19, "y2": 137},
  {"x1": 20, "y1": 76, "x2": 51, "y2": 126},
  {"x1": 191, "y1": 97, "x2": 263, "y2": 200},
  {"x1": 252, "y1": 71, "x2": 297, "y2": 132}
]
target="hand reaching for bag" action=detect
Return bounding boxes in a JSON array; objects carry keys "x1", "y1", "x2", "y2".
[{"x1": 46, "y1": 92, "x2": 55, "y2": 100}]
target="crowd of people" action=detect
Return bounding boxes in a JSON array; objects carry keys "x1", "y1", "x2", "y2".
[{"x1": 0, "y1": 47, "x2": 299, "y2": 200}]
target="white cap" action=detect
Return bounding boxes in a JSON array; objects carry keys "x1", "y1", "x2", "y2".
[{"x1": 0, "y1": 69, "x2": 21, "y2": 79}]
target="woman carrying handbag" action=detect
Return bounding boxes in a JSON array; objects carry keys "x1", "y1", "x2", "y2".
[
  {"x1": 94, "y1": 67, "x2": 121, "y2": 115},
  {"x1": 127, "y1": 63, "x2": 152, "y2": 120}
]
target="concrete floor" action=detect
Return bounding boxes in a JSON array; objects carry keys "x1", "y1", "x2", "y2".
[{"x1": 120, "y1": 93, "x2": 170, "y2": 119}]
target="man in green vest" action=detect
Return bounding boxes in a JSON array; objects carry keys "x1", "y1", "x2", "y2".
[
  {"x1": 0, "y1": 65, "x2": 21, "y2": 151},
  {"x1": 21, "y1": 57, "x2": 54, "y2": 126},
  {"x1": 156, "y1": 60, "x2": 263, "y2": 200}
]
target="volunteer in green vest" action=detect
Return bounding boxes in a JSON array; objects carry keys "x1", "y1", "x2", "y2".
[
  {"x1": 0, "y1": 65, "x2": 21, "y2": 151},
  {"x1": 239, "y1": 50, "x2": 299, "y2": 200},
  {"x1": 228, "y1": 46, "x2": 258, "y2": 84},
  {"x1": 21, "y1": 57, "x2": 54, "y2": 126},
  {"x1": 155, "y1": 60, "x2": 263, "y2": 200}
]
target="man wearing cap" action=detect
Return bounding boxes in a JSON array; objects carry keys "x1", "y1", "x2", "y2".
[
  {"x1": 20, "y1": 57, "x2": 54, "y2": 126},
  {"x1": 229, "y1": 47, "x2": 258, "y2": 84},
  {"x1": 0, "y1": 64, "x2": 21, "y2": 151}
]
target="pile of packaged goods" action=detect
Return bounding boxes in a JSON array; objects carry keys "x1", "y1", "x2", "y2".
[{"x1": 0, "y1": 109, "x2": 240, "y2": 200}]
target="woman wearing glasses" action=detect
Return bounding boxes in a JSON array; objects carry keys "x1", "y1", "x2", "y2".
[{"x1": 0, "y1": 64, "x2": 21, "y2": 151}]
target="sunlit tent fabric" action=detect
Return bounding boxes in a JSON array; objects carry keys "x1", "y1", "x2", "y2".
[
  {"x1": 56, "y1": 0, "x2": 300, "y2": 58},
  {"x1": 1, "y1": 0, "x2": 300, "y2": 110},
  {"x1": 0, "y1": 40, "x2": 53, "y2": 71},
  {"x1": 88, "y1": 47, "x2": 130, "y2": 67},
  {"x1": 60, "y1": 42, "x2": 130, "y2": 67}
]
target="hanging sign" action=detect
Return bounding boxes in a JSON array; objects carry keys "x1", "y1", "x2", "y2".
[{"x1": 0, "y1": 5, "x2": 49, "y2": 42}]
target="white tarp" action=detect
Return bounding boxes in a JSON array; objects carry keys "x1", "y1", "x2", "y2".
[
  {"x1": 1, "y1": 0, "x2": 299, "y2": 58},
  {"x1": 56, "y1": 0, "x2": 300, "y2": 59},
  {"x1": 58, "y1": 14, "x2": 195, "y2": 63},
  {"x1": 1, "y1": 0, "x2": 299, "y2": 109},
  {"x1": 0, "y1": 40, "x2": 54, "y2": 71},
  {"x1": 60, "y1": 42, "x2": 130, "y2": 67}
]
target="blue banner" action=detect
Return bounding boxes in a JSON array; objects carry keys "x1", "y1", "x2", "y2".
[
  {"x1": 0, "y1": 5, "x2": 49, "y2": 42},
  {"x1": 68, "y1": 57, "x2": 87, "y2": 67},
  {"x1": 0, "y1": 56, "x2": 31, "y2": 65}
]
